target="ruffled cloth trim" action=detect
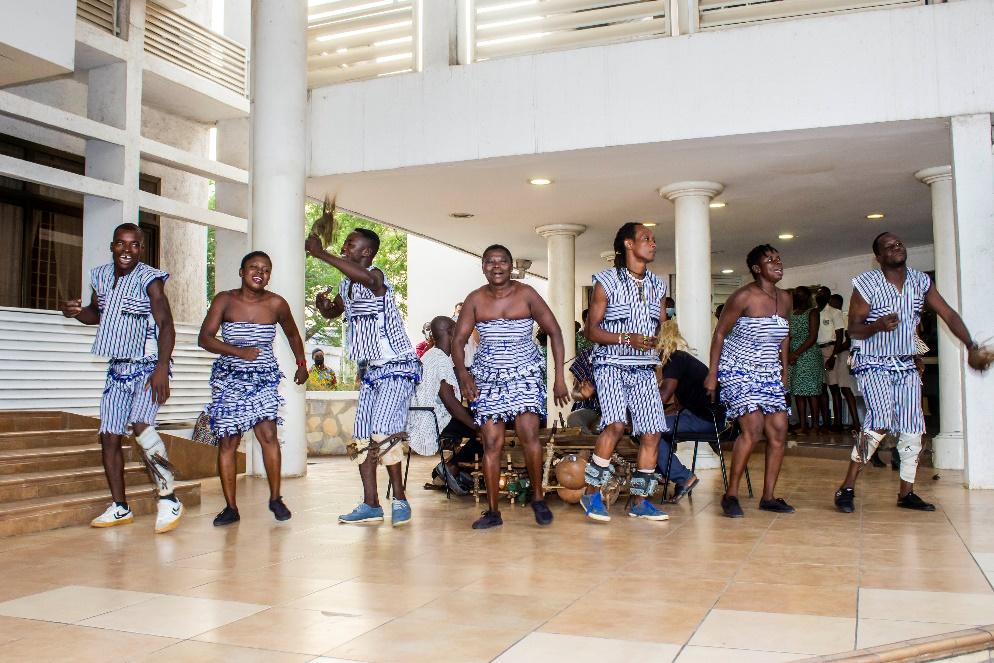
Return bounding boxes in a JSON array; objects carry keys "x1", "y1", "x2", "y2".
[
  {"x1": 207, "y1": 359, "x2": 284, "y2": 439},
  {"x1": 475, "y1": 405, "x2": 545, "y2": 427}
]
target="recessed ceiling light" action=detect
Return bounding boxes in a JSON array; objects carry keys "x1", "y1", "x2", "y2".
[
  {"x1": 721, "y1": 269, "x2": 734, "y2": 274},
  {"x1": 709, "y1": 202, "x2": 726, "y2": 209},
  {"x1": 528, "y1": 178, "x2": 552, "y2": 186},
  {"x1": 643, "y1": 222, "x2": 657, "y2": 227},
  {"x1": 866, "y1": 213, "x2": 885, "y2": 220},
  {"x1": 778, "y1": 233, "x2": 795, "y2": 240},
  {"x1": 449, "y1": 212, "x2": 474, "y2": 219}
]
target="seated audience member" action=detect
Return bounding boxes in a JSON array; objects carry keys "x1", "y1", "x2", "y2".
[
  {"x1": 656, "y1": 322, "x2": 726, "y2": 502},
  {"x1": 407, "y1": 316, "x2": 480, "y2": 496},
  {"x1": 306, "y1": 347, "x2": 338, "y2": 390},
  {"x1": 415, "y1": 321, "x2": 433, "y2": 358}
]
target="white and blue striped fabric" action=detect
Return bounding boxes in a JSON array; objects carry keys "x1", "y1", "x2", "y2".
[
  {"x1": 99, "y1": 356, "x2": 160, "y2": 434},
  {"x1": 591, "y1": 268, "x2": 665, "y2": 367},
  {"x1": 470, "y1": 318, "x2": 546, "y2": 426},
  {"x1": 340, "y1": 268, "x2": 414, "y2": 365},
  {"x1": 851, "y1": 268, "x2": 930, "y2": 359},
  {"x1": 856, "y1": 363, "x2": 924, "y2": 433},
  {"x1": 718, "y1": 315, "x2": 790, "y2": 419},
  {"x1": 206, "y1": 322, "x2": 285, "y2": 439},
  {"x1": 90, "y1": 262, "x2": 169, "y2": 359},
  {"x1": 354, "y1": 358, "x2": 422, "y2": 440},
  {"x1": 594, "y1": 363, "x2": 666, "y2": 435}
]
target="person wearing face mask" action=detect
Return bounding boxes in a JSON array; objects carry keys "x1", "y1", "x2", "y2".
[
  {"x1": 306, "y1": 348, "x2": 338, "y2": 390},
  {"x1": 665, "y1": 297, "x2": 677, "y2": 320}
]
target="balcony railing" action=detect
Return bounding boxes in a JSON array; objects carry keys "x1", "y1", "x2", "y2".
[
  {"x1": 144, "y1": 1, "x2": 248, "y2": 96},
  {"x1": 466, "y1": 0, "x2": 669, "y2": 63},
  {"x1": 77, "y1": 0, "x2": 119, "y2": 35},
  {"x1": 698, "y1": 0, "x2": 924, "y2": 30},
  {"x1": 307, "y1": 0, "x2": 420, "y2": 89}
]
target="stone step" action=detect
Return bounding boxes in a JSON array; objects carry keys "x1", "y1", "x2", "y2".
[
  {"x1": 0, "y1": 444, "x2": 136, "y2": 476},
  {"x1": 0, "y1": 411, "x2": 68, "y2": 433},
  {"x1": 0, "y1": 480, "x2": 201, "y2": 538},
  {"x1": 0, "y1": 429, "x2": 101, "y2": 451},
  {"x1": 0, "y1": 463, "x2": 150, "y2": 502}
]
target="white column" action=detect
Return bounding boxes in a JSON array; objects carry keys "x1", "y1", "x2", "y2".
[
  {"x1": 420, "y1": 0, "x2": 457, "y2": 70},
  {"x1": 250, "y1": 0, "x2": 308, "y2": 478},
  {"x1": 950, "y1": 114, "x2": 994, "y2": 489},
  {"x1": 215, "y1": 118, "x2": 250, "y2": 293},
  {"x1": 659, "y1": 181, "x2": 724, "y2": 361},
  {"x1": 536, "y1": 223, "x2": 586, "y2": 424},
  {"x1": 915, "y1": 166, "x2": 964, "y2": 470}
]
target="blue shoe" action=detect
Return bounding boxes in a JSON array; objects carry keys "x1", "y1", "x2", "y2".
[
  {"x1": 580, "y1": 492, "x2": 611, "y2": 522},
  {"x1": 628, "y1": 499, "x2": 669, "y2": 521},
  {"x1": 338, "y1": 502, "x2": 384, "y2": 524},
  {"x1": 391, "y1": 499, "x2": 412, "y2": 527}
]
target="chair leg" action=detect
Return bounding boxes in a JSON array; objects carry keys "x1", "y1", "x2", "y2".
[
  {"x1": 745, "y1": 465, "x2": 754, "y2": 498},
  {"x1": 661, "y1": 444, "x2": 676, "y2": 503},
  {"x1": 688, "y1": 442, "x2": 699, "y2": 498},
  {"x1": 439, "y1": 446, "x2": 450, "y2": 500},
  {"x1": 403, "y1": 447, "x2": 412, "y2": 490},
  {"x1": 716, "y1": 441, "x2": 730, "y2": 494}
]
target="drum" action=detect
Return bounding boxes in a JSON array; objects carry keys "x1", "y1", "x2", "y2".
[
  {"x1": 554, "y1": 453, "x2": 587, "y2": 490},
  {"x1": 556, "y1": 487, "x2": 584, "y2": 503}
]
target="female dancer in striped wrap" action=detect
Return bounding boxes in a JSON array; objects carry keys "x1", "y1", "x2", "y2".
[
  {"x1": 705, "y1": 244, "x2": 795, "y2": 518},
  {"x1": 453, "y1": 244, "x2": 569, "y2": 529},
  {"x1": 199, "y1": 251, "x2": 308, "y2": 526}
]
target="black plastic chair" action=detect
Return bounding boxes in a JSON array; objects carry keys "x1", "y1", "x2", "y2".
[
  {"x1": 660, "y1": 404, "x2": 753, "y2": 502},
  {"x1": 405, "y1": 405, "x2": 467, "y2": 499}
]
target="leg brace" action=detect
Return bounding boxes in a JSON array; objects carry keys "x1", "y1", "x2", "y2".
[
  {"x1": 136, "y1": 427, "x2": 175, "y2": 496},
  {"x1": 851, "y1": 430, "x2": 885, "y2": 465},
  {"x1": 347, "y1": 432, "x2": 407, "y2": 465},
  {"x1": 897, "y1": 432, "x2": 923, "y2": 484}
]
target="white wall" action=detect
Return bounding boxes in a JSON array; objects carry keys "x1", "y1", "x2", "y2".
[
  {"x1": 0, "y1": 0, "x2": 75, "y2": 86},
  {"x1": 406, "y1": 235, "x2": 549, "y2": 342},
  {"x1": 311, "y1": 0, "x2": 994, "y2": 177}
]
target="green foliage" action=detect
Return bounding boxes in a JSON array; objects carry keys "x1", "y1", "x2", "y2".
[{"x1": 206, "y1": 183, "x2": 216, "y2": 302}]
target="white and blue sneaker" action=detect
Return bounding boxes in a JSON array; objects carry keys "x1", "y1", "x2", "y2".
[
  {"x1": 628, "y1": 499, "x2": 669, "y2": 521},
  {"x1": 338, "y1": 502, "x2": 384, "y2": 524},
  {"x1": 391, "y1": 499, "x2": 412, "y2": 527},
  {"x1": 580, "y1": 492, "x2": 611, "y2": 522},
  {"x1": 91, "y1": 502, "x2": 133, "y2": 528}
]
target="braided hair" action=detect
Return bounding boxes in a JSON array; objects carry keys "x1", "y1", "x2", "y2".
[{"x1": 613, "y1": 222, "x2": 640, "y2": 279}]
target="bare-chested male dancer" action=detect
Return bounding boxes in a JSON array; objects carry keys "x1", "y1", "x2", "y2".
[{"x1": 453, "y1": 244, "x2": 569, "y2": 529}]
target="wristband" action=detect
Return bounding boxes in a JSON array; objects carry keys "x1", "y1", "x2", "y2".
[{"x1": 296, "y1": 359, "x2": 307, "y2": 368}]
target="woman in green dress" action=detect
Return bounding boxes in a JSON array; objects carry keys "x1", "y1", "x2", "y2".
[{"x1": 788, "y1": 286, "x2": 823, "y2": 434}]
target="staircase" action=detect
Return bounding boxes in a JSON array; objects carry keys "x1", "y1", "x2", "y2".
[{"x1": 0, "y1": 411, "x2": 201, "y2": 537}]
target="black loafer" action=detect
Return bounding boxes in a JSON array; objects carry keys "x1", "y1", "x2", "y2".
[
  {"x1": 531, "y1": 500, "x2": 553, "y2": 526},
  {"x1": 897, "y1": 492, "x2": 935, "y2": 511},
  {"x1": 759, "y1": 497, "x2": 796, "y2": 514},
  {"x1": 269, "y1": 497, "x2": 292, "y2": 521},
  {"x1": 213, "y1": 505, "x2": 240, "y2": 526},
  {"x1": 721, "y1": 495, "x2": 744, "y2": 518},
  {"x1": 472, "y1": 510, "x2": 503, "y2": 529},
  {"x1": 835, "y1": 487, "x2": 855, "y2": 513}
]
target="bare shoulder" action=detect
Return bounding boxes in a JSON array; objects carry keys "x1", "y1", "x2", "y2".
[{"x1": 516, "y1": 282, "x2": 539, "y2": 299}]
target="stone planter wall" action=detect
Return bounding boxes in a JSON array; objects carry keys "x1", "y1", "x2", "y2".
[{"x1": 306, "y1": 391, "x2": 358, "y2": 456}]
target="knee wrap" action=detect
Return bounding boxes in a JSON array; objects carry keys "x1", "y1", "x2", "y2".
[
  {"x1": 851, "y1": 430, "x2": 885, "y2": 465},
  {"x1": 136, "y1": 427, "x2": 175, "y2": 496},
  {"x1": 347, "y1": 433, "x2": 407, "y2": 466},
  {"x1": 897, "y1": 432, "x2": 923, "y2": 484},
  {"x1": 629, "y1": 470, "x2": 659, "y2": 497},
  {"x1": 584, "y1": 461, "x2": 614, "y2": 487}
]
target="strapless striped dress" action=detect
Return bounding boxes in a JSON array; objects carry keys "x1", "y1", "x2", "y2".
[
  {"x1": 206, "y1": 322, "x2": 284, "y2": 439},
  {"x1": 718, "y1": 315, "x2": 790, "y2": 419},
  {"x1": 470, "y1": 318, "x2": 546, "y2": 426}
]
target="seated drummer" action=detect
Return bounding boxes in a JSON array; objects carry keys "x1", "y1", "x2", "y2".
[{"x1": 657, "y1": 322, "x2": 726, "y2": 502}]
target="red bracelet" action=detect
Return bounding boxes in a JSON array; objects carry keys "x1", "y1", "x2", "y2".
[{"x1": 296, "y1": 359, "x2": 307, "y2": 368}]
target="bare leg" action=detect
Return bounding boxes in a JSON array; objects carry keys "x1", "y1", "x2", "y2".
[
  {"x1": 385, "y1": 462, "x2": 406, "y2": 501},
  {"x1": 761, "y1": 412, "x2": 789, "y2": 500},
  {"x1": 842, "y1": 427, "x2": 887, "y2": 489},
  {"x1": 584, "y1": 422, "x2": 625, "y2": 495},
  {"x1": 514, "y1": 413, "x2": 545, "y2": 501},
  {"x1": 217, "y1": 434, "x2": 241, "y2": 508},
  {"x1": 253, "y1": 420, "x2": 282, "y2": 500},
  {"x1": 819, "y1": 387, "x2": 832, "y2": 430},
  {"x1": 359, "y1": 452, "x2": 380, "y2": 507},
  {"x1": 841, "y1": 387, "x2": 860, "y2": 431},
  {"x1": 828, "y1": 385, "x2": 843, "y2": 430},
  {"x1": 99, "y1": 433, "x2": 127, "y2": 503},
  {"x1": 480, "y1": 420, "x2": 506, "y2": 512},
  {"x1": 725, "y1": 411, "x2": 765, "y2": 498},
  {"x1": 796, "y1": 397, "x2": 810, "y2": 433},
  {"x1": 634, "y1": 431, "x2": 661, "y2": 505}
]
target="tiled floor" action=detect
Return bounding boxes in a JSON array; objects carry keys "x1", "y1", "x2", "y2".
[{"x1": 1, "y1": 448, "x2": 993, "y2": 662}]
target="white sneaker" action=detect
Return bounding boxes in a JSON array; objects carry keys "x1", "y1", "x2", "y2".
[
  {"x1": 155, "y1": 498, "x2": 183, "y2": 533},
  {"x1": 91, "y1": 502, "x2": 133, "y2": 528}
]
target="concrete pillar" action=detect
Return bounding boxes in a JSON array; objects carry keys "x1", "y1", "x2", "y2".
[
  {"x1": 250, "y1": 0, "x2": 308, "y2": 478},
  {"x1": 659, "y1": 181, "x2": 724, "y2": 361},
  {"x1": 420, "y1": 0, "x2": 457, "y2": 70},
  {"x1": 215, "y1": 117, "x2": 250, "y2": 293},
  {"x1": 950, "y1": 114, "x2": 994, "y2": 489},
  {"x1": 915, "y1": 166, "x2": 964, "y2": 470},
  {"x1": 536, "y1": 223, "x2": 586, "y2": 423}
]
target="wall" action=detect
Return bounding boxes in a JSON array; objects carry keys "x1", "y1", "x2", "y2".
[
  {"x1": 306, "y1": 391, "x2": 357, "y2": 456},
  {"x1": 311, "y1": 0, "x2": 994, "y2": 177},
  {"x1": 0, "y1": 0, "x2": 75, "y2": 86}
]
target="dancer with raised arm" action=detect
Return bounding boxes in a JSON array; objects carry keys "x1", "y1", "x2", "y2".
[
  {"x1": 61, "y1": 223, "x2": 182, "y2": 533},
  {"x1": 579, "y1": 222, "x2": 670, "y2": 523},
  {"x1": 705, "y1": 244, "x2": 794, "y2": 518},
  {"x1": 307, "y1": 228, "x2": 422, "y2": 526},
  {"x1": 199, "y1": 251, "x2": 308, "y2": 526},
  {"x1": 834, "y1": 232, "x2": 990, "y2": 513},
  {"x1": 453, "y1": 244, "x2": 569, "y2": 529}
]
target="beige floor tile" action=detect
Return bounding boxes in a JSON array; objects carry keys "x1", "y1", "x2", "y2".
[
  {"x1": 675, "y1": 645, "x2": 805, "y2": 662},
  {"x1": 0, "y1": 615, "x2": 68, "y2": 646},
  {"x1": 406, "y1": 590, "x2": 573, "y2": 630},
  {"x1": 689, "y1": 609, "x2": 855, "y2": 655},
  {"x1": 132, "y1": 639, "x2": 314, "y2": 662},
  {"x1": 0, "y1": 578, "x2": 59, "y2": 603},
  {"x1": 460, "y1": 568, "x2": 603, "y2": 600},
  {"x1": 0, "y1": 585, "x2": 158, "y2": 623},
  {"x1": 283, "y1": 580, "x2": 445, "y2": 616},
  {"x1": 0, "y1": 623, "x2": 176, "y2": 662},
  {"x1": 716, "y1": 582, "x2": 857, "y2": 617},
  {"x1": 194, "y1": 606, "x2": 391, "y2": 655},
  {"x1": 177, "y1": 575, "x2": 338, "y2": 605},
  {"x1": 493, "y1": 632, "x2": 681, "y2": 663},
  {"x1": 856, "y1": 618, "x2": 974, "y2": 648},
  {"x1": 973, "y1": 552, "x2": 994, "y2": 572},
  {"x1": 77, "y1": 594, "x2": 268, "y2": 638},
  {"x1": 735, "y1": 561, "x2": 858, "y2": 587},
  {"x1": 540, "y1": 596, "x2": 708, "y2": 644},
  {"x1": 859, "y1": 588, "x2": 994, "y2": 625},
  {"x1": 329, "y1": 615, "x2": 527, "y2": 663},
  {"x1": 859, "y1": 566, "x2": 992, "y2": 594}
]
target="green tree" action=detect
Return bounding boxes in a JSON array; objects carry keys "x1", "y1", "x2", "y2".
[{"x1": 206, "y1": 183, "x2": 216, "y2": 302}]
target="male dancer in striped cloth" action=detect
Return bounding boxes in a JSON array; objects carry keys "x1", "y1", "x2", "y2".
[
  {"x1": 61, "y1": 223, "x2": 182, "y2": 533},
  {"x1": 835, "y1": 232, "x2": 987, "y2": 512},
  {"x1": 307, "y1": 229, "x2": 422, "y2": 526},
  {"x1": 580, "y1": 222, "x2": 670, "y2": 522}
]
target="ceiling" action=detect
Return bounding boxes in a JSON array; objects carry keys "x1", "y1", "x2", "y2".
[{"x1": 306, "y1": 118, "x2": 950, "y2": 284}]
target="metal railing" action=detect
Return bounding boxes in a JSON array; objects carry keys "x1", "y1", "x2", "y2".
[
  {"x1": 307, "y1": 0, "x2": 420, "y2": 88},
  {"x1": 143, "y1": 1, "x2": 248, "y2": 96},
  {"x1": 77, "y1": 0, "x2": 119, "y2": 35},
  {"x1": 466, "y1": 0, "x2": 669, "y2": 63},
  {"x1": 698, "y1": 0, "x2": 924, "y2": 30}
]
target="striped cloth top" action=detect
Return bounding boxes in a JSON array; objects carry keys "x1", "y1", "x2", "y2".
[
  {"x1": 90, "y1": 262, "x2": 169, "y2": 359},
  {"x1": 569, "y1": 347, "x2": 599, "y2": 412},
  {"x1": 340, "y1": 267, "x2": 414, "y2": 364},
  {"x1": 217, "y1": 321, "x2": 277, "y2": 369},
  {"x1": 591, "y1": 267, "x2": 665, "y2": 367},
  {"x1": 471, "y1": 318, "x2": 542, "y2": 381},
  {"x1": 851, "y1": 268, "x2": 930, "y2": 358},
  {"x1": 719, "y1": 315, "x2": 790, "y2": 371}
]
